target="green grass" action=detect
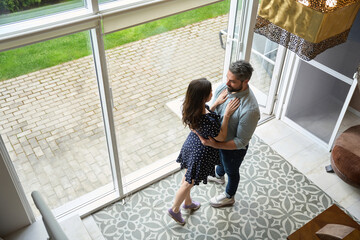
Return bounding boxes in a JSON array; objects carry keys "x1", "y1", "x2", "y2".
[
  {"x1": 0, "y1": 0, "x2": 230, "y2": 81},
  {"x1": 104, "y1": 1, "x2": 230, "y2": 49}
]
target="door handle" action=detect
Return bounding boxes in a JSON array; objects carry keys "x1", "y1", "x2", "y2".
[
  {"x1": 219, "y1": 29, "x2": 242, "y2": 51},
  {"x1": 219, "y1": 29, "x2": 227, "y2": 49}
]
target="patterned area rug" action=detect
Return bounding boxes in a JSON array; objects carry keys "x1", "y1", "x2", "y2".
[{"x1": 93, "y1": 135, "x2": 343, "y2": 239}]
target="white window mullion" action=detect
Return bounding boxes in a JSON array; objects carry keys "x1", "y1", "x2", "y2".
[
  {"x1": 87, "y1": 0, "x2": 99, "y2": 13},
  {"x1": 90, "y1": 24, "x2": 124, "y2": 197}
]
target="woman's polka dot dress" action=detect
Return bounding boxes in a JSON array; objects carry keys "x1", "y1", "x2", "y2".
[{"x1": 177, "y1": 105, "x2": 221, "y2": 185}]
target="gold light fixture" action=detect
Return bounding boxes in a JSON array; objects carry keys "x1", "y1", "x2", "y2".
[{"x1": 254, "y1": 0, "x2": 360, "y2": 60}]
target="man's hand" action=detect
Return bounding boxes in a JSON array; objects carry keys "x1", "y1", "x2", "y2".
[{"x1": 192, "y1": 130, "x2": 216, "y2": 147}]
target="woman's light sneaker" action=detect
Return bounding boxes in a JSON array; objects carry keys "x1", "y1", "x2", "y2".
[
  {"x1": 210, "y1": 193, "x2": 235, "y2": 208},
  {"x1": 182, "y1": 200, "x2": 201, "y2": 211},
  {"x1": 168, "y1": 208, "x2": 185, "y2": 225}
]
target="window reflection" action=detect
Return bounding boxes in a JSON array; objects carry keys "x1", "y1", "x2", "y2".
[{"x1": 0, "y1": 0, "x2": 84, "y2": 26}]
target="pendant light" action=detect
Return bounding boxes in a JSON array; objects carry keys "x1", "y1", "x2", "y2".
[{"x1": 254, "y1": 0, "x2": 360, "y2": 60}]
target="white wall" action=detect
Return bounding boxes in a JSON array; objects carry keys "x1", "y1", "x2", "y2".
[{"x1": 0, "y1": 136, "x2": 31, "y2": 237}]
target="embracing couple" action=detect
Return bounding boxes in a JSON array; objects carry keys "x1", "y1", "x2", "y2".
[{"x1": 168, "y1": 60, "x2": 260, "y2": 225}]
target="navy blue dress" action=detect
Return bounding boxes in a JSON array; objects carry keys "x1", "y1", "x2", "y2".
[{"x1": 177, "y1": 106, "x2": 221, "y2": 185}]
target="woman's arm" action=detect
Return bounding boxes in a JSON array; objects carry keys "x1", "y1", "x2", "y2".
[
  {"x1": 213, "y1": 98, "x2": 240, "y2": 141},
  {"x1": 201, "y1": 137, "x2": 238, "y2": 150}
]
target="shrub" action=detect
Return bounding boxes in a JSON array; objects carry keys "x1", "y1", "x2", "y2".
[{"x1": 0, "y1": 0, "x2": 61, "y2": 14}]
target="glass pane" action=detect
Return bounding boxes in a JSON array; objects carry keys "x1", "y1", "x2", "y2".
[
  {"x1": 104, "y1": 1, "x2": 230, "y2": 179},
  {"x1": 99, "y1": 0, "x2": 117, "y2": 4},
  {"x1": 252, "y1": 33, "x2": 278, "y2": 61},
  {"x1": 0, "y1": 30, "x2": 113, "y2": 215},
  {"x1": 230, "y1": 0, "x2": 243, "y2": 63},
  {"x1": 248, "y1": 33, "x2": 278, "y2": 106},
  {"x1": 0, "y1": 0, "x2": 85, "y2": 26},
  {"x1": 250, "y1": 52, "x2": 274, "y2": 95},
  {"x1": 285, "y1": 61, "x2": 351, "y2": 143}
]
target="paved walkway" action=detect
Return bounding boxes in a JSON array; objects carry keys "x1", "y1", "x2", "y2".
[{"x1": 0, "y1": 15, "x2": 228, "y2": 210}]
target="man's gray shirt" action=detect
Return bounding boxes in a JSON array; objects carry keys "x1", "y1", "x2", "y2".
[{"x1": 212, "y1": 83, "x2": 260, "y2": 150}]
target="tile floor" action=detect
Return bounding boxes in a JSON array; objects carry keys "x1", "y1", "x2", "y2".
[
  {"x1": 255, "y1": 112, "x2": 360, "y2": 221},
  {"x1": 77, "y1": 112, "x2": 360, "y2": 239}
]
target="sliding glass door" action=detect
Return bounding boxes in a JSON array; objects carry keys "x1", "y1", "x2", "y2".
[
  {"x1": 104, "y1": 3, "x2": 230, "y2": 190},
  {"x1": 223, "y1": 0, "x2": 286, "y2": 117}
]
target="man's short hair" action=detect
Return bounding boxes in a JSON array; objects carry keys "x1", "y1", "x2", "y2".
[{"x1": 229, "y1": 60, "x2": 254, "y2": 82}]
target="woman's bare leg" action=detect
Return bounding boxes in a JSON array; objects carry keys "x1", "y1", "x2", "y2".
[
  {"x1": 172, "y1": 171, "x2": 194, "y2": 212},
  {"x1": 172, "y1": 181, "x2": 194, "y2": 212},
  {"x1": 181, "y1": 176, "x2": 193, "y2": 206}
]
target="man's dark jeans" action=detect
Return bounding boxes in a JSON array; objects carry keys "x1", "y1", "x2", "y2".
[{"x1": 216, "y1": 145, "x2": 248, "y2": 197}]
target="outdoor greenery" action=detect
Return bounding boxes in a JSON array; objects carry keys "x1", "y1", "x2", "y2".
[
  {"x1": 104, "y1": 1, "x2": 230, "y2": 49},
  {"x1": 0, "y1": 0, "x2": 84, "y2": 24},
  {"x1": 0, "y1": 0, "x2": 61, "y2": 14},
  {"x1": 0, "y1": 0, "x2": 230, "y2": 81}
]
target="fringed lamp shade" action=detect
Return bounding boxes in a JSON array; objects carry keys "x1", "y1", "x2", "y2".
[{"x1": 254, "y1": 0, "x2": 360, "y2": 60}]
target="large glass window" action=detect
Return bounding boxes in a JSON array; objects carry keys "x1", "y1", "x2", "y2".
[
  {"x1": 0, "y1": 0, "x2": 232, "y2": 217},
  {"x1": 104, "y1": 1, "x2": 230, "y2": 181},
  {"x1": 0, "y1": 30, "x2": 113, "y2": 215}
]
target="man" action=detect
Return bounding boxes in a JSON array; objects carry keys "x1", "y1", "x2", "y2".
[{"x1": 197, "y1": 60, "x2": 260, "y2": 208}]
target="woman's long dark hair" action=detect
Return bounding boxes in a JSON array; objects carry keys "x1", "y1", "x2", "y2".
[{"x1": 182, "y1": 78, "x2": 212, "y2": 130}]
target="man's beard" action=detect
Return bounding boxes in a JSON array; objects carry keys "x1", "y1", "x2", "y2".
[{"x1": 227, "y1": 85, "x2": 242, "y2": 93}]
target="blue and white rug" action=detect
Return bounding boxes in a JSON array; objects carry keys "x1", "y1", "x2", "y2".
[{"x1": 92, "y1": 135, "x2": 346, "y2": 239}]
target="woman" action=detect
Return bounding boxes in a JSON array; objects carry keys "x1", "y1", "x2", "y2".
[{"x1": 168, "y1": 78, "x2": 239, "y2": 225}]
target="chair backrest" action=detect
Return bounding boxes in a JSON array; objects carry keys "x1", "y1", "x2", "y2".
[{"x1": 31, "y1": 191, "x2": 68, "y2": 240}]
